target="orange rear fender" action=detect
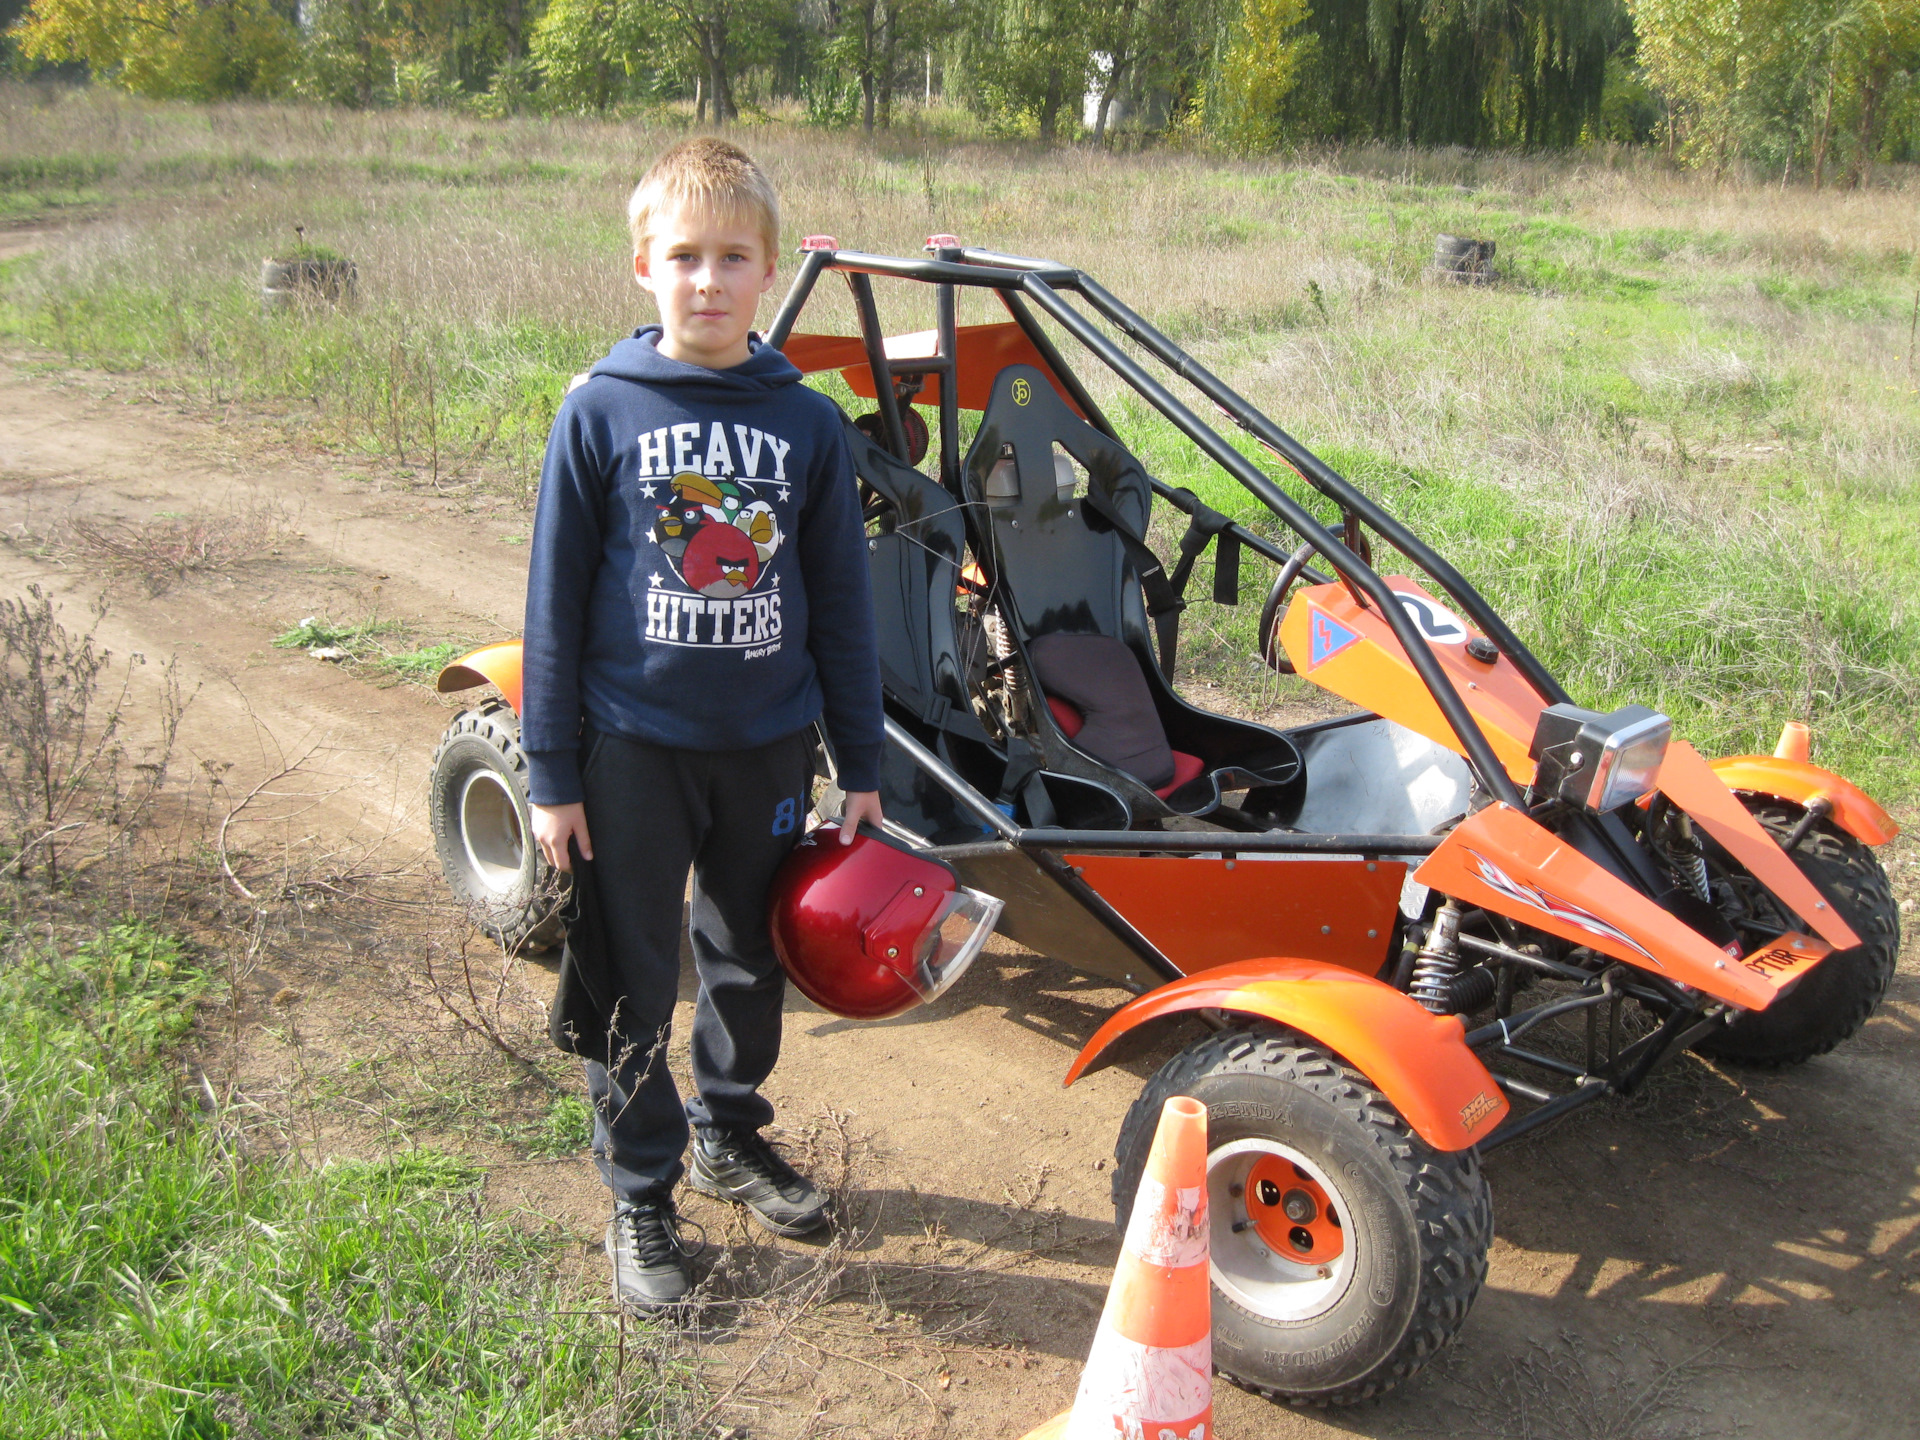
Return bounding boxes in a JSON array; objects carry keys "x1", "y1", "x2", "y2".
[
  {"x1": 1707, "y1": 755, "x2": 1898, "y2": 848},
  {"x1": 1064, "y1": 957, "x2": 1509, "y2": 1152},
  {"x1": 436, "y1": 640, "x2": 524, "y2": 714}
]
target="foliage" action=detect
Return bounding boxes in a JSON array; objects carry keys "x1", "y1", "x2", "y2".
[
  {"x1": 14, "y1": 0, "x2": 298, "y2": 99},
  {"x1": 1631, "y1": 0, "x2": 1920, "y2": 180},
  {"x1": 956, "y1": 0, "x2": 1096, "y2": 141},
  {"x1": 0, "y1": 919, "x2": 688, "y2": 1435},
  {"x1": 1192, "y1": 0, "x2": 1316, "y2": 153}
]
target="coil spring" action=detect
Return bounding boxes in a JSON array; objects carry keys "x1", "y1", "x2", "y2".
[{"x1": 1409, "y1": 901, "x2": 1464, "y2": 1014}]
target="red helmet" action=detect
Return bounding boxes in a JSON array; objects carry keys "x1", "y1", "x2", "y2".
[{"x1": 769, "y1": 825, "x2": 1004, "y2": 1020}]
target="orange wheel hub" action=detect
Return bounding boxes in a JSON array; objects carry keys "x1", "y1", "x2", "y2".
[{"x1": 1244, "y1": 1154, "x2": 1344, "y2": 1264}]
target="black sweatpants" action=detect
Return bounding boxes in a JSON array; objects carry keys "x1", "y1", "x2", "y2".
[{"x1": 574, "y1": 726, "x2": 814, "y2": 1204}]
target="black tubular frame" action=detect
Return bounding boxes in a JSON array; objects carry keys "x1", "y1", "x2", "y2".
[
  {"x1": 776, "y1": 244, "x2": 1717, "y2": 1152},
  {"x1": 766, "y1": 242, "x2": 1566, "y2": 806}
]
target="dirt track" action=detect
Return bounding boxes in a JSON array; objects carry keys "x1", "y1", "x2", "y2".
[{"x1": 2, "y1": 356, "x2": 1916, "y2": 1439}]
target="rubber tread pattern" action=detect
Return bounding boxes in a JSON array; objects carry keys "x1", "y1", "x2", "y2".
[
  {"x1": 1697, "y1": 803, "x2": 1899, "y2": 1067},
  {"x1": 429, "y1": 702, "x2": 566, "y2": 951},
  {"x1": 1111, "y1": 1025, "x2": 1493, "y2": 1406}
]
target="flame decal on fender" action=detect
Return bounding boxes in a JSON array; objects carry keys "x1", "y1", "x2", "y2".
[{"x1": 1463, "y1": 848, "x2": 1665, "y2": 968}]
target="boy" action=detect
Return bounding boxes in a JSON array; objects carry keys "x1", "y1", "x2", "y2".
[{"x1": 521, "y1": 138, "x2": 884, "y2": 1310}]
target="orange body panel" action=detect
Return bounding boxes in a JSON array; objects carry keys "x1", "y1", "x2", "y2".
[
  {"x1": 1656, "y1": 742, "x2": 1859, "y2": 950},
  {"x1": 1738, "y1": 932, "x2": 1831, "y2": 990},
  {"x1": 1415, "y1": 804, "x2": 1788, "y2": 1009},
  {"x1": 435, "y1": 641, "x2": 524, "y2": 714},
  {"x1": 1708, "y1": 756, "x2": 1899, "y2": 847},
  {"x1": 1066, "y1": 854, "x2": 1404, "y2": 975},
  {"x1": 1064, "y1": 957, "x2": 1509, "y2": 1152},
  {"x1": 1277, "y1": 579, "x2": 1549, "y2": 783},
  {"x1": 778, "y1": 323, "x2": 1083, "y2": 415}
]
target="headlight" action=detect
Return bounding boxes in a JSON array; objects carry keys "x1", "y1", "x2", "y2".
[{"x1": 1529, "y1": 703, "x2": 1672, "y2": 814}]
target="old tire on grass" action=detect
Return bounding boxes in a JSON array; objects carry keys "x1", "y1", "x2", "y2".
[
  {"x1": 1695, "y1": 802, "x2": 1899, "y2": 1067},
  {"x1": 429, "y1": 703, "x2": 565, "y2": 951},
  {"x1": 1111, "y1": 1026, "x2": 1492, "y2": 1406}
]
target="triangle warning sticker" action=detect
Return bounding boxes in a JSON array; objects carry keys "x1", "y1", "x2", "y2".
[{"x1": 1309, "y1": 608, "x2": 1360, "y2": 668}]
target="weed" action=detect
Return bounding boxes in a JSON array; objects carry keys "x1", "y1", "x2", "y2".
[
  {"x1": 64, "y1": 500, "x2": 296, "y2": 595},
  {"x1": 528, "y1": 1093, "x2": 594, "y2": 1157},
  {"x1": 271, "y1": 613, "x2": 402, "y2": 657},
  {"x1": 0, "y1": 587, "x2": 186, "y2": 888},
  {"x1": 0, "y1": 919, "x2": 693, "y2": 1436}
]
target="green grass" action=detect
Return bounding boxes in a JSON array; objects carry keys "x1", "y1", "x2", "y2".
[
  {"x1": 3, "y1": 91, "x2": 1915, "y2": 806},
  {"x1": 0, "y1": 921, "x2": 686, "y2": 1436}
]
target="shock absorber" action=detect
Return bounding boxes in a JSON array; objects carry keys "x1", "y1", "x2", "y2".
[
  {"x1": 982, "y1": 606, "x2": 1028, "y2": 727},
  {"x1": 1409, "y1": 900, "x2": 1464, "y2": 1014},
  {"x1": 1672, "y1": 813, "x2": 1711, "y2": 902}
]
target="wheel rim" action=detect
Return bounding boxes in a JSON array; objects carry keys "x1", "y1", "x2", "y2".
[
  {"x1": 459, "y1": 768, "x2": 528, "y2": 894},
  {"x1": 1208, "y1": 1137, "x2": 1356, "y2": 1321}
]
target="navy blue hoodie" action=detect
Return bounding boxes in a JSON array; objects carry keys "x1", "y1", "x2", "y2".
[{"x1": 521, "y1": 327, "x2": 882, "y2": 806}]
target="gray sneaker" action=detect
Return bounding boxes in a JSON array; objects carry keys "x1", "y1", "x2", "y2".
[
  {"x1": 688, "y1": 1126, "x2": 830, "y2": 1237},
  {"x1": 606, "y1": 1195, "x2": 696, "y2": 1310}
]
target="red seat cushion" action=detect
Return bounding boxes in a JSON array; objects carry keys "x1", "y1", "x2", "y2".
[
  {"x1": 1047, "y1": 695, "x2": 1084, "y2": 738},
  {"x1": 1155, "y1": 751, "x2": 1207, "y2": 799},
  {"x1": 1028, "y1": 633, "x2": 1177, "y2": 789},
  {"x1": 1047, "y1": 696, "x2": 1203, "y2": 799}
]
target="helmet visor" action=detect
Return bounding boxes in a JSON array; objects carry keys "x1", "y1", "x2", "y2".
[{"x1": 906, "y1": 884, "x2": 1005, "y2": 1002}]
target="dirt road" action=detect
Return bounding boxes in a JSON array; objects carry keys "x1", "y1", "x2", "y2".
[{"x1": 2, "y1": 356, "x2": 1915, "y2": 1439}]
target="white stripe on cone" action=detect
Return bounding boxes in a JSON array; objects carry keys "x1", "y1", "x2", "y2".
[
  {"x1": 1125, "y1": 1175, "x2": 1208, "y2": 1269},
  {"x1": 1061, "y1": 1333, "x2": 1210, "y2": 1440}
]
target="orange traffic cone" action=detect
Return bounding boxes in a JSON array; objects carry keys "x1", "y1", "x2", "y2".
[
  {"x1": 1775, "y1": 721, "x2": 1811, "y2": 763},
  {"x1": 1018, "y1": 1095, "x2": 1213, "y2": 1440}
]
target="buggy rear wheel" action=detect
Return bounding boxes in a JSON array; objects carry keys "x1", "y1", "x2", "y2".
[
  {"x1": 1695, "y1": 801, "x2": 1899, "y2": 1067},
  {"x1": 429, "y1": 703, "x2": 566, "y2": 951},
  {"x1": 1112, "y1": 1026, "x2": 1491, "y2": 1406}
]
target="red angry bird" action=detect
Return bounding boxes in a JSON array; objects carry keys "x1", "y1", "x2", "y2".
[{"x1": 682, "y1": 520, "x2": 761, "y2": 599}]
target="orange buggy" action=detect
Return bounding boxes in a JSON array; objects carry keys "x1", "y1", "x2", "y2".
[{"x1": 427, "y1": 240, "x2": 1901, "y2": 1404}]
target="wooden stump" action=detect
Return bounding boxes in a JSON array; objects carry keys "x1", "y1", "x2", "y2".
[
  {"x1": 1430, "y1": 234, "x2": 1496, "y2": 284},
  {"x1": 261, "y1": 256, "x2": 358, "y2": 311}
]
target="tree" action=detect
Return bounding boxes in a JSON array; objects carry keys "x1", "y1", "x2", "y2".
[
  {"x1": 958, "y1": 0, "x2": 1096, "y2": 141},
  {"x1": 1197, "y1": 0, "x2": 1316, "y2": 152},
  {"x1": 827, "y1": 0, "x2": 953, "y2": 132},
  {"x1": 15, "y1": 0, "x2": 298, "y2": 98},
  {"x1": 1631, "y1": 0, "x2": 1920, "y2": 180},
  {"x1": 532, "y1": 0, "x2": 658, "y2": 112}
]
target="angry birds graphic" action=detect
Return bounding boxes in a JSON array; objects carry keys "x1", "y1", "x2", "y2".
[
  {"x1": 736, "y1": 501, "x2": 782, "y2": 563},
  {"x1": 682, "y1": 519, "x2": 761, "y2": 598}
]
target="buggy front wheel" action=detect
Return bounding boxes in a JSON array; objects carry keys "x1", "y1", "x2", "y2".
[
  {"x1": 429, "y1": 703, "x2": 567, "y2": 951},
  {"x1": 1112, "y1": 1026, "x2": 1492, "y2": 1405}
]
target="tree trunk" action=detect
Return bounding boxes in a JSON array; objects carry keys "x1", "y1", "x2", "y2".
[
  {"x1": 1812, "y1": 56, "x2": 1837, "y2": 189},
  {"x1": 695, "y1": 74, "x2": 706, "y2": 124},
  {"x1": 502, "y1": 0, "x2": 524, "y2": 59},
  {"x1": 1851, "y1": 68, "x2": 1887, "y2": 188},
  {"x1": 1038, "y1": 72, "x2": 1064, "y2": 144}
]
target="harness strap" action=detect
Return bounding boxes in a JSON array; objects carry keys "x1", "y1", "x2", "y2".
[
  {"x1": 879, "y1": 659, "x2": 993, "y2": 745},
  {"x1": 1077, "y1": 486, "x2": 1188, "y2": 674}
]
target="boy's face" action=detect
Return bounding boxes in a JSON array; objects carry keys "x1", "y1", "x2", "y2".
[{"x1": 635, "y1": 201, "x2": 777, "y2": 371}]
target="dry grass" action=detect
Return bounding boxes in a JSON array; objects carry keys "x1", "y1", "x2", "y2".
[
  {"x1": 4, "y1": 84, "x2": 1918, "y2": 795},
  {"x1": 64, "y1": 499, "x2": 296, "y2": 593}
]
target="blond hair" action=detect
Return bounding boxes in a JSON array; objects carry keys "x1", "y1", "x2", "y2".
[{"x1": 627, "y1": 138, "x2": 780, "y2": 259}]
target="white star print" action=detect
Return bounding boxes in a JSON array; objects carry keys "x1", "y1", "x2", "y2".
[
  {"x1": 649, "y1": 573, "x2": 663, "y2": 588},
  {"x1": 640, "y1": 482, "x2": 657, "y2": 498},
  {"x1": 776, "y1": 486, "x2": 791, "y2": 503}
]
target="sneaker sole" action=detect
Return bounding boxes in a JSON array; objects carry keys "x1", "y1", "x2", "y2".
[{"x1": 686, "y1": 1166, "x2": 830, "y2": 1237}]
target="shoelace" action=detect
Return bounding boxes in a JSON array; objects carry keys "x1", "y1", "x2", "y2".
[
  {"x1": 614, "y1": 1200, "x2": 704, "y2": 1266},
  {"x1": 710, "y1": 1128, "x2": 808, "y2": 1198}
]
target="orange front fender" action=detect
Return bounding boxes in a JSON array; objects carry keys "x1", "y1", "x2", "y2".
[
  {"x1": 1708, "y1": 755, "x2": 1898, "y2": 847},
  {"x1": 436, "y1": 640, "x2": 524, "y2": 714},
  {"x1": 1064, "y1": 957, "x2": 1509, "y2": 1152}
]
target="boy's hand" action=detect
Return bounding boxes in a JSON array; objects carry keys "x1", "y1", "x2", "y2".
[
  {"x1": 840, "y1": 790, "x2": 884, "y2": 843},
  {"x1": 531, "y1": 802, "x2": 593, "y2": 872}
]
